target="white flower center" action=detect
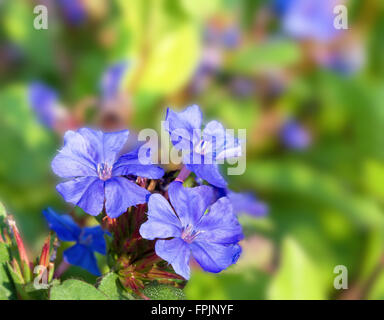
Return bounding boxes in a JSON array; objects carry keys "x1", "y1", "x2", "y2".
[{"x1": 97, "y1": 163, "x2": 113, "y2": 181}]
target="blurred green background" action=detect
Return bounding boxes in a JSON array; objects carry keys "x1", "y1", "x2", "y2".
[{"x1": 0, "y1": 0, "x2": 384, "y2": 299}]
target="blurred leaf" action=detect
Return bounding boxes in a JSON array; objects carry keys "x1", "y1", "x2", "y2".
[
  {"x1": 268, "y1": 237, "x2": 327, "y2": 299},
  {"x1": 186, "y1": 268, "x2": 270, "y2": 299},
  {"x1": 142, "y1": 283, "x2": 185, "y2": 300},
  {"x1": 367, "y1": 270, "x2": 384, "y2": 300},
  {"x1": 3, "y1": 0, "x2": 56, "y2": 74},
  {"x1": 97, "y1": 272, "x2": 133, "y2": 300},
  {"x1": 230, "y1": 41, "x2": 301, "y2": 74},
  {"x1": 50, "y1": 279, "x2": 108, "y2": 300},
  {"x1": 234, "y1": 161, "x2": 384, "y2": 229},
  {"x1": 363, "y1": 160, "x2": 384, "y2": 201},
  {"x1": 118, "y1": 0, "x2": 201, "y2": 95}
]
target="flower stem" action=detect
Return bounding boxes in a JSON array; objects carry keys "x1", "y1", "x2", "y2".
[
  {"x1": 175, "y1": 166, "x2": 191, "y2": 183},
  {"x1": 54, "y1": 260, "x2": 70, "y2": 279}
]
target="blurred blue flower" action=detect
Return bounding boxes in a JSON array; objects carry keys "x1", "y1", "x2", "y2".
[
  {"x1": 216, "y1": 188, "x2": 268, "y2": 217},
  {"x1": 43, "y1": 208, "x2": 107, "y2": 276},
  {"x1": 164, "y1": 105, "x2": 242, "y2": 188},
  {"x1": 280, "y1": 120, "x2": 311, "y2": 150},
  {"x1": 28, "y1": 82, "x2": 59, "y2": 128},
  {"x1": 140, "y1": 182, "x2": 243, "y2": 279},
  {"x1": 52, "y1": 128, "x2": 164, "y2": 218},
  {"x1": 280, "y1": 0, "x2": 345, "y2": 42},
  {"x1": 58, "y1": 0, "x2": 87, "y2": 26},
  {"x1": 100, "y1": 61, "x2": 129, "y2": 101}
]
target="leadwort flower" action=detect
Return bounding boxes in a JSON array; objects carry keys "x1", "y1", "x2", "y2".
[
  {"x1": 279, "y1": 0, "x2": 346, "y2": 42},
  {"x1": 51, "y1": 128, "x2": 164, "y2": 218},
  {"x1": 28, "y1": 82, "x2": 60, "y2": 128},
  {"x1": 165, "y1": 105, "x2": 242, "y2": 188},
  {"x1": 43, "y1": 208, "x2": 107, "y2": 276},
  {"x1": 280, "y1": 120, "x2": 311, "y2": 150},
  {"x1": 140, "y1": 182, "x2": 243, "y2": 279},
  {"x1": 216, "y1": 188, "x2": 269, "y2": 217},
  {"x1": 100, "y1": 61, "x2": 128, "y2": 102}
]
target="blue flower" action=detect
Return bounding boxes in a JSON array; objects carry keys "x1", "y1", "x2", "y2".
[
  {"x1": 43, "y1": 208, "x2": 107, "y2": 276},
  {"x1": 52, "y1": 128, "x2": 164, "y2": 218},
  {"x1": 280, "y1": 0, "x2": 345, "y2": 42},
  {"x1": 164, "y1": 105, "x2": 242, "y2": 188},
  {"x1": 100, "y1": 61, "x2": 129, "y2": 101},
  {"x1": 28, "y1": 82, "x2": 59, "y2": 128},
  {"x1": 280, "y1": 120, "x2": 311, "y2": 150},
  {"x1": 140, "y1": 182, "x2": 243, "y2": 279},
  {"x1": 216, "y1": 188, "x2": 268, "y2": 217},
  {"x1": 58, "y1": 0, "x2": 87, "y2": 26}
]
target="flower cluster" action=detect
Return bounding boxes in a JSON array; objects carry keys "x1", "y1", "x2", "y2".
[{"x1": 44, "y1": 105, "x2": 265, "y2": 295}]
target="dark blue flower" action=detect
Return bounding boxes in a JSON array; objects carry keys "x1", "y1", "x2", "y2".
[
  {"x1": 28, "y1": 82, "x2": 59, "y2": 128},
  {"x1": 52, "y1": 128, "x2": 164, "y2": 218},
  {"x1": 280, "y1": 120, "x2": 311, "y2": 150},
  {"x1": 100, "y1": 61, "x2": 129, "y2": 101},
  {"x1": 164, "y1": 105, "x2": 242, "y2": 188},
  {"x1": 43, "y1": 208, "x2": 107, "y2": 276},
  {"x1": 140, "y1": 182, "x2": 243, "y2": 279},
  {"x1": 280, "y1": 0, "x2": 345, "y2": 42},
  {"x1": 216, "y1": 188, "x2": 268, "y2": 217}
]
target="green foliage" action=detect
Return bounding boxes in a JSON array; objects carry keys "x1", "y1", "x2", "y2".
[
  {"x1": 50, "y1": 279, "x2": 108, "y2": 300},
  {"x1": 97, "y1": 273, "x2": 133, "y2": 300},
  {"x1": 186, "y1": 268, "x2": 270, "y2": 300},
  {"x1": 229, "y1": 41, "x2": 301, "y2": 74},
  {"x1": 142, "y1": 283, "x2": 185, "y2": 300},
  {"x1": 117, "y1": 0, "x2": 201, "y2": 95},
  {"x1": 268, "y1": 237, "x2": 327, "y2": 299}
]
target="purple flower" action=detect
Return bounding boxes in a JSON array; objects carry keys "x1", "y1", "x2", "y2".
[
  {"x1": 58, "y1": 0, "x2": 87, "y2": 26},
  {"x1": 280, "y1": 120, "x2": 311, "y2": 150},
  {"x1": 100, "y1": 61, "x2": 129, "y2": 101},
  {"x1": 28, "y1": 82, "x2": 59, "y2": 128},
  {"x1": 43, "y1": 208, "x2": 107, "y2": 276},
  {"x1": 51, "y1": 128, "x2": 164, "y2": 218},
  {"x1": 164, "y1": 105, "x2": 242, "y2": 188},
  {"x1": 140, "y1": 182, "x2": 243, "y2": 279},
  {"x1": 216, "y1": 188, "x2": 268, "y2": 217},
  {"x1": 281, "y1": 0, "x2": 346, "y2": 42}
]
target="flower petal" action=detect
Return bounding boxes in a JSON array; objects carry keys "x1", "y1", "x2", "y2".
[
  {"x1": 203, "y1": 120, "x2": 242, "y2": 160},
  {"x1": 52, "y1": 130, "x2": 98, "y2": 178},
  {"x1": 56, "y1": 177, "x2": 105, "y2": 216},
  {"x1": 140, "y1": 194, "x2": 182, "y2": 240},
  {"x1": 64, "y1": 244, "x2": 101, "y2": 276},
  {"x1": 190, "y1": 241, "x2": 240, "y2": 274},
  {"x1": 81, "y1": 226, "x2": 107, "y2": 255},
  {"x1": 168, "y1": 182, "x2": 215, "y2": 227},
  {"x1": 227, "y1": 191, "x2": 268, "y2": 217},
  {"x1": 164, "y1": 105, "x2": 202, "y2": 150},
  {"x1": 113, "y1": 148, "x2": 164, "y2": 179},
  {"x1": 186, "y1": 163, "x2": 227, "y2": 188},
  {"x1": 77, "y1": 128, "x2": 129, "y2": 165},
  {"x1": 196, "y1": 197, "x2": 244, "y2": 244},
  {"x1": 42, "y1": 208, "x2": 81, "y2": 242},
  {"x1": 28, "y1": 82, "x2": 58, "y2": 128},
  {"x1": 100, "y1": 61, "x2": 128, "y2": 100},
  {"x1": 104, "y1": 177, "x2": 149, "y2": 218},
  {"x1": 155, "y1": 238, "x2": 191, "y2": 280}
]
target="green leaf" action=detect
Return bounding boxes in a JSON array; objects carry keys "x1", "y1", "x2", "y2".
[
  {"x1": 185, "y1": 268, "x2": 270, "y2": 300},
  {"x1": 0, "y1": 243, "x2": 10, "y2": 264},
  {"x1": 268, "y1": 237, "x2": 327, "y2": 299},
  {"x1": 233, "y1": 161, "x2": 384, "y2": 229},
  {"x1": 97, "y1": 273, "x2": 133, "y2": 300},
  {"x1": 118, "y1": 0, "x2": 200, "y2": 95},
  {"x1": 50, "y1": 279, "x2": 108, "y2": 300},
  {"x1": 142, "y1": 283, "x2": 185, "y2": 300},
  {"x1": 230, "y1": 41, "x2": 301, "y2": 74}
]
